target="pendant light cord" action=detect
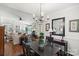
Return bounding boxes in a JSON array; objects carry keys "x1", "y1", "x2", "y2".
[{"x1": 40, "y1": 3, "x2": 41, "y2": 18}]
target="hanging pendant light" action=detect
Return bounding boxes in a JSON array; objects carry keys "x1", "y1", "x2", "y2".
[{"x1": 19, "y1": 17, "x2": 22, "y2": 20}]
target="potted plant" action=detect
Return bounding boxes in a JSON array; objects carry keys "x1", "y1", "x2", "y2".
[{"x1": 38, "y1": 32, "x2": 44, "y2": 51}]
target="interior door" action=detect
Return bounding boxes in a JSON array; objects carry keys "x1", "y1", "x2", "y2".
[{"x1": 0, "y1": 26, "x2": 4, "y2": 56}]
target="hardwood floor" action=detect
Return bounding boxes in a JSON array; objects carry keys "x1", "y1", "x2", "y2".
[{"x1": 4, "y1": 40, "x2": 23, "y2": 56}]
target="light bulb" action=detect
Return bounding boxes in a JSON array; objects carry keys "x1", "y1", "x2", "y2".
[
  {"x1": 47, "y1": 16, "x2": 49, "y2": 19},
  {"x1": 33, "y1": 14, "x2": 36, "y2": 19},
  {"x1": 41, "y1": 12, "x2": 44, "y2": 17},
  {"x1": 35, "y1": 17, "x2": 38, "y2": 21},
  {"x1": 33, "y1": 14, "x2": 35, "y2": 17}
]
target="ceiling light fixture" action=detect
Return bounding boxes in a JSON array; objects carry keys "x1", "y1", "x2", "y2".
[
  {"x1": 33, "y1": 3, "x2": 44, "y2": 22},
  {"x1": 19, "y1": 17, "x2": 22, "y2": 20}
]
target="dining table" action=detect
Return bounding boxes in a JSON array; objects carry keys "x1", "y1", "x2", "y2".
[{"x1": 22, "y1": 40, "x2": 60, "y2": 56}]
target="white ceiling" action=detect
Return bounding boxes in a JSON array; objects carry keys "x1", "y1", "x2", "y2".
[{"x1": 1, "y1": 3, "x2": 79, "y2": 16}]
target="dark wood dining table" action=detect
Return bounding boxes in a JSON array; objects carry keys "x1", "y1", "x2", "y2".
[
  {"x1": 30, "y1": 41, "x2": 60, "y2": 56},
  {"x1": 23, "y1": 40, "x2": 60, "y2": 56},
  {"x1": 22, "y1": 35, "x2": 68, "y2": 56}
]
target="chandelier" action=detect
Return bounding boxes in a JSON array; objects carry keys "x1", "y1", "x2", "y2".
[
  {"x1": 33, "y1": 3, "x2": 44, "y2": 22},
  {"x1": 32, "y1": 3, "x2": 50, "y2": 32}
]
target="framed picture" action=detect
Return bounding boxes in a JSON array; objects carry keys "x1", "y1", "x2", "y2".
[
  {"x1": 52, "y1": 17, "x2": 65, "y2": 36},
  {"x1": 69, "y1": 19, "x2": 79, "y2": 32},
  {"x1": 45, "y1": 23, "x2": 50, "y2": 31}
]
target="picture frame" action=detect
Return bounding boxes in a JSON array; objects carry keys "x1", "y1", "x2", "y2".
[
  {"x1": 69, "y1": 19, "x2": 79, "y2": 32},
  {"x1": 52, "y1": 17, "x2": 65, "y2": 36},
  {"x1": 45, "y1": 23, "x2": 50, "y2": 31}
]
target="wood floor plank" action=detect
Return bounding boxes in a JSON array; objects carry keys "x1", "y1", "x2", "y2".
[{"x1": 4, "y1": 41, "x2": 23, "y2": 56}]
